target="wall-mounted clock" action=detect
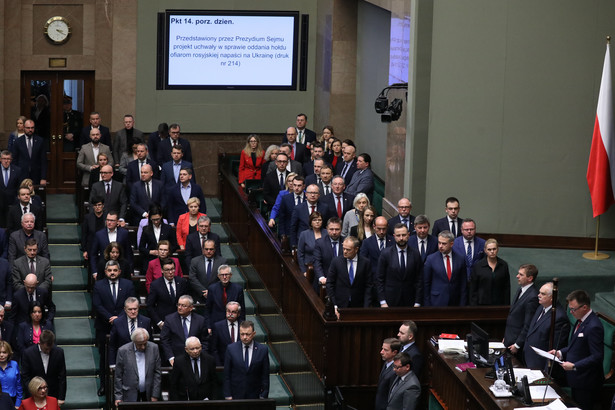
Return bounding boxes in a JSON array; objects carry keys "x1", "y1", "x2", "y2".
[{"x1": 44, "y1": 16, "x2": 71, "y2": 45}]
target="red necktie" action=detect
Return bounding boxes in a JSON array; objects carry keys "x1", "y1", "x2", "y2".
[
  {"x1": 223, "y1": 286, "x2": 228, "y2": 306},
  {"x1": 310, "y1": 205, "x2": 315, "y2": 214},
  {"x1": 291, "y1": 147, "x2": 295, "y2": 160},
  {"x1": 574, "y1": 320, "x2": 582, "y2": 333},
  {"x1": 446, "y1": 255, "x2": 452, "y2": 280},
  {"x1": 336, "y1": 196, "x2": 342, "y2": 218}
]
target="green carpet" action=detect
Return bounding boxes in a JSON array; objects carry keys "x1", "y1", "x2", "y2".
[
  {"x1": 48, "y1": 244, "x2": 83, "y2": 266},
  {"x1": 46, "y1": 194, "x2": 79, "y2": 223},
  {"x1": 55, "y1": 318, "x2": 95, "y2": 345},
  {"x1": 270, "y1": 341, "x2": 313, "y2": 373},
  {"x1": 53, "y1": 267, "x2": 88, "y2": 290},
  {"x1": 211, "y1": 223, "x2": 230, "y2": 243},
  {"x1": 47, "y1": 224, "x2": 80, "y2": 244},
  {"x1": 282, "y1": 373, "x2": 325, "y2": 405},
  {"x1": 54, "y1": 291, "x2": 92, "y2": 317},
  {"x1": 270, "y1": 375, "x2": 292, "y2": 406},
  {"x1": 62, "y1": 346, "x2": 99, "y2": 376},
  {"x1": 63, "y1": 377, "x2": 105, "y2": 409},
  {"x1": 220, "y1": 244, "x2": 238, "y2": 265},
  {"x1": 205, "y1": 198, "x2": 221, "y2": 223}
]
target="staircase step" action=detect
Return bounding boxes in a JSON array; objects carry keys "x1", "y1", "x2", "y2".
[
  {"x1": 211, "y1": 223, "x2": 230, "y2": 243},
  {"x1": 55, "y1": 291, "x2": 91, "y2": 317},
  {"x1": 63, "y1": 376, "x2": 105, "y2": 409},
  {"x1": 55, "y1": 318, "x2": 95, "y2": 345},
  {"x1": 62, "y1": 346, "x2": 99, "y2": 376},
  {"x1": 47, "y1": 224, "x2": 80, "y2": 244},
  {"x1": 241, "y1": 266, "x2": 267, "y2": 290},
  {"x1": 283, "y1": 372, "x2": 325, "y2": 405},
  {"x1": 205, "y1": 198, "x2": 221, "y2": 223},
  {"x1": 259, "y1": 314, "x2": 295, "y2": 342},
  {"x1": 270, "y1": 374, "x2": 293, "y2": 406},
  {"x1": 270, "y1": 341, "x2": 315, "y2": 373},
  {"x1": 53, "y1": 267, "x2": 88, "y2": 291},
  {"x1": 249, "y1": 289, "x2": 280, "y2": 314},
  {"x1": 220, "y1": 244, "x2": 237, "y2": 265},
  {"x1": 46, "y1": 194, "x2": 78, "y2": 223},
  {"x1": 49, "y1": 244, "x2": 82, "y2": 266},
  {"x1": 592, "y1": 298, "x2": 615, "y2": 319}
]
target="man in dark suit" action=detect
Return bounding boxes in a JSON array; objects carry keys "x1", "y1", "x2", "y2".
[
  {"x1": 397, "y1": 321, "x2": 424, "y2": 379},
  {"x1": 0, "y1": 228, "x2": 6, "y2": 260},
  {"x1": 345, "y1": 153, "x2": 374, "y2": 200},
  {"x1": 313, "y1": 163, "x2": 334, "y2": 196},
  {"x1": 0, "y1": 259, "x2": 11, "y2": 310},
  {"x1": 289, "y1": 184, "x2": 330, "y2": 246},
  {"x1": 147, "y1": 123, "x2": 169, "y2": 168},
  {"x1": 160, "y1": 145, "x2": 194, "y2": 191},
  {"x1": 147, "y1": 258, "x2": 189, "y2": 331},
  {"x1": 431, "y1": 196, "x2": 463, "y2": 238},
  {"x1": 129, "y1": 164, "x2": 164, "y2": 224},
  {"x1": 166, "y1": 168, "x2": 206, "y2": 224},
  {"x1": 7, "y1": 214, "x2": 49, "y2": 265},
  {"x1": 375, "y1": 338, "x2": 401, "y2": 410},
  {"x1": 335, "y1": 145, "x2": 357, "y2": 186},
  {"x1": 386, "y1": 352, "x2": 420, "y2": 410},
  {"x1": 271, "y1": 144, "x2": 305, "y2": 175},
  {"x1": 313, "y1": 218, "x2": 343, "y2": 291},
  {"x1": 160, "y1": 295, "x2": 208, "y2": 365},
  {"x1": 78, "y1": 111, "x2": 112, "y2": 149},
  {"x1": 452, "y1": 218, "x2": 485, "y2": 280},
  {"x1": 423, "y1": 231, "x2": 467, "y2": 307},
  {"x1": 503, "y1": 264, "x2": 540, "y2": 357},
  {"x1": 6, "y1": 186, "x2": 44, "y2": 234},
  {"x1": 263, "y1": 152, "x2": 290, "y2": 208},
  {"x1": 157, "y1": 123, "x2": 193, "y2": 164},
  {"x1": 271, "y1": 175, "x2": 305, "y2": 237},
  {"x1": 550, "y1": 290, "x2": 604, "y2": 410},
  {"x1": 184, "y1": 215, "x2": 221, "y2": 268},
  {"x1": 125, "y1": 143, "x2": 159, "y2": 194},
  {"x1": 0, "y1": 150, "x2": 22, "y2": 228},
  {"x1": 113, "y1": 328, "x2": 161, "y2": 405},
  {"x1": 21, "y1": 330, "x2": 66, "y2": 405},
  {"x1": 189, "y1": 240, "x2": 226, "y2": 303},
  {"x1": 361, "y1": 216, "x2": 394, "y2": 305},
  {"x1": 12, "y1": 239, "x2": 52, "y2": 291},
  {"x1": 89, "y1": 211, "x2": 133, "y2": 278},
  {"x1": 112, "y1": 114, "x2": 144, "y2": 164},
  {"x1": 81, "y1": 197, "x2": 106, "y2": 261},
  {"x1": 11, "y1": 119, "x2": 47, "y2": 185},
  {"x1": 387, "y1": 198, "x2": 415, "y2": 236},
  {"x1": 210, "y1": 301, "x2": 242, "y2": 366},
  {"x1": 206, "y1": 265, "x2": 245, "y2": 328},
  {"x1": 523, "y1": 282, "x2": 569, "y2": 371},
  {"x1": 284, "y1": 127, "x2": 309, "y2": 163},
  {"x1": 223, "y1": 320, "x2": 270, "y2": 400},
  {"x1": 407, "y1": 215, "x2": 438, "y2": 263},
  {"x1": 169, "y1": 336, "x2": 218, "y2": 401},
  {"x1": 283, "y1": 113, "x2": 316, "y2": 145},
  {"x1": 0, "y1": 306, "x2": 15, "y2": 346},
  {"x1": 11, "y1": 273, "x2": 56, "y2": 324},
  {"x1": 377, "y1": 224, "x2": 423, "y2": 308},
  {"x1": 108, "y1": 297, "x2": 153, "y2": 365},
  {"x1": 92, "y1": 260, "x2": 135, "y2": 396},
  {"x1": 321, "y1": 175, "x2": 354, "y2": 221},
  {"x1": 89, "y1": 165, "x2": 128, "y2": 223},
  {"x1": 138, "y1": 209, "x2": 178, "y2": 268}
]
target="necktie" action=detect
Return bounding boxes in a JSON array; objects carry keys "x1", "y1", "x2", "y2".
[
  {"x1": 445, "y1": 255, "x2": 452, "y2": 280},
  {"x1": 201, "y1": 235, "x2": 206, "y2": 249},
  {"x1": 348, "y1": 259, "x2": 354, "y2": 285},
  {"x1": 389, "y1": 377, "x2": 401, "y2": 399},
  {"x1": 341, "y1": 163, "x2": 349, "y2": 178},
  {"x1": 168, "y1": 281, "x2": 175, "y2": 299},
  {"x1": 173, "y1": 139, "x2": 177, "y2": 147},
  {"x1": 420, "y1": 240, "x2": 426, "y2": 259},
  {"x1": 3, "y1": 168, "x2": 8, "y2": 186},
  {"x1": 298, "y1": 195, "x2": 303, "y2": 203},
  {"x1": 298, "y1": 130, "x2": 303, "y2": 143},
  {"x1": 230, "y1": 322, "x2": 235, "y2": 342},
  {"x1": 27, "y1": 137, "x2": 32, "y2": 157},
  {"x1": 325, "y1": 185, "x2": 330, "y2": 196},
  {"x1": 451, "y1": 220, "x2": 456, "y2": 236},
  {"x1": 379, "y1": 239, "x2": 385, "y2": 251},
  {"x1": 400, "y1": 249, "x2": 406, "y2": 271},
  {"x1": 279, "y1": 173, "x2": 285, "y2": 190},
  {"x1": 290, "y1": 147, "x2": 295, "y2": 160},
  {"x1": 295, "y1": 195, "x2": 300, "y2": 206},
  {"x1": 574, "y1": 320, "x2": 582, "y2": 334},
  {"x1": 130, "y1": 319, "x2": 135, "y2": 335},
  {"x1": 537, "y1": 309, "x2": 546, "y2": 323},
  {"x1": 336, "y1": 196, "x2": 342, "y2": 218},
  {"x1": 310, "y1": 205, "x2": 315, "y2": 214},
  {"x1": 23, "y1": 206, "x2": 28, "y2": 215},
  {"x1": 223, "y1": 286, "x2": 228, "y2": 306},
  {"x1": 29, "y1": 292, "x2": 33, "y2": 303},
  {"x1": 182, "y1": 317, "x2": 189, "y2": 338},
  {"x1": 193, "y1": 358, "x2": 200, "y2": 379},
  {"x1": 140, "y1": 161, "x2": 144, "y2": 173},
  {"x1": 207, "y1": 259, "x2": 212, "y2": 279},
  {"x1": 111, "y1": 281, "x2": 117, "y2": 302},
  {"x1": 466, "y1": 241, "x2": 473, "y2": 267},
  {"x1": 146, "y1": 182, "x2": 151, "y2": 199},
  {"x1": 106, "y1": 183, "x2": 111, "y2": 197},
  {"x1": 402, "y1": 218, "x2": 408, "y2": 229},
  {"x1": 244, "y1": 345, "x2": 250, "y2": 368},
  {"x1": 332, "y1": 241, "x2": 338, "y2": 257}
]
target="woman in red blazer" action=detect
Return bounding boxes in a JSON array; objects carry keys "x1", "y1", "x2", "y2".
[
  {"x1": 238, "y1": 134, "x2": 265, "y2": 188},
  {"x1": 176, "y1": 197, "x2": 205, "y2": 249}
]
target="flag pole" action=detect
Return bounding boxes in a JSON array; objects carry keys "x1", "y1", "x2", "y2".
[{"x1": 583, "y1": 215, "x2": 610, "y2": 260}]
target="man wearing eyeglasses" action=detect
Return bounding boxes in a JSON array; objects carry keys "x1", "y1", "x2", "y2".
[
  {"x1": 160, "y1": 294, "x2": 208, "y2": 366},
  {"x1": 549, "y1": 290, "x2": 604, "y2": 410},
  {"x1": 290, "y1": 184, "x2": 330, "y2": 246},
  {"x1": 89, "y1": 164, "x2": 128, "y2": 224},
  {"x1": 189, "y1": 239, "x2": 227, "y2": 303},
  {"x1": 206, "y1": 265, "x2": 245, "y2": 332},
  {"x1": 263, "y1": 152, "x2": 290, "y2": 207},
  {"x1": 385, "y1": 352, "x2": 420, "y2": 410}
]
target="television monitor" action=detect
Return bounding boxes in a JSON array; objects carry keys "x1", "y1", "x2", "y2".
[
  {"x1": 467, "y1": 322, "x2": 491, "y2": 367},
  {"x1": 163, "y1": 10, "x2": 299, "y2": 90}
]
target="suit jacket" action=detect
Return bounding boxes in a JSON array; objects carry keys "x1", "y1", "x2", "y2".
[
  {"x1": 7, "y1": 230, "x2": 49, "y2": 266},
  {"x1": 76, "y1": 142, "x2": 113, "y2": 186},
  {"x1": 238, "y1": 150, "x2": 265, "y2": 184},
  {"x1": 206, "y1": 282, "x2": 246, "y2": 327},
  {"x1": 21, "y1": 344, "x2": 66, "y2": 400},
  {"x1": 335, "y1": 159, "x2": 357, "y2": 185},
  {"x1": 503, "y1": 284, "x2": 540, "y2": 348},
  {"x1": 167, "y1": 183, "x2": 207, "y2": 224},
  {"x1": 0, "y1": 164, "x2": 22, "y2": 227},
  {"x1": 158, "y1": 137, "x2": 193, "y2": 164},
  {"x1": 15, "y1": 321, "x2": 55, "y2": 357},
  {"x1": 144, "y1": 257, "x2": 183, "y2": 293},
  {"x1": 146, "y1": 276, "x2": 189, "y2": 327},
  {"x1": 277, "y1": 192, "x2": 304, "y2": 237},
  {"x1": 453, "y1": 236, "x2": 486, "y2": 280},
  {"x1": 423, "y1": 251, "x2": 467, "y2": 307},
  {"x1": 89, "y1": 180, "x2": 128, "y2": 220},
  {"x1": 92, "y1": 278, "x2": 136, "y2": 331},
  {"x1": 407, "y1": 234, "x2": 438, "y2": 263},
  {"x1": 267, "y1": 159, "x2": 304, "y2": 176},
  {"x1": 560, "y1": 310, "x2": 604, "y2": 390},
  {"x1": 387, "y1": 215, "x2": 416, "y2": 236},
  {"x1": 262, "y1": 169, "x2": 289, "y2": 207},
  {"x1": 184, "y1": 231, "x2": 221, "y2": 268},
  {"x1": 0, "y1": 228, "x2": 5, "y2": 260},
  {"x1": 108, "y1": 313, "x2": 153, "y2": 365},
  {"x1": 169, "y1": 350, "x2": 217, "y2": 401},
  {"x1": 290, "y1": 201, "x2": 330, "y2": 246},
  {"x1": 129, "y1": 179, "x2": 165, "y2": 223},
  {"x1": 10, "y1": 135, "x2": 47, "y2": 184},
  {"x1": 90, "y1": 227, "x2": 133, "y2": 274},
  {"x1": 139, "y1": 224, "x2": 178, "y2": 266},
  {"x1": 79, "y1": 125, "x2": 112, "y2": 149},
  {"x1": 297, "y1": 229, "x2": 325, "y2": 272},
  {"x1": 313, "y1": 236, "x2": 343, "y2": 285},
  {"x1": 360, "y1": 234, "x2": 394, "y2": 279},
  {"x1": 12, "y1": 255, "x2": 52, "y2": 291},
  {"x1": 6, "y1": 203, "x2": 44, "y2": 234},
  {"x1": 523, "y1": 303, "x2": 570, "y2": 369},
  {"x1": 431, "y1": 217, "x2": 463, "y2": 238},
  {"x1": 10, "y1": 286, "x2": 56, "y2": 324},
  {"x1": 160, "y1": 312, "x2": 208, "y2": 361},
  {"x1": 0, "y1": 259, "x2": 12, "y2": 307},
  {"x1": 377, "y1": 246, "x2": 424, "y2": 307},
  {"x1": 469, "y1": 257, "x2": 510, "y2": 306},
  {"x1": 0, "y1": 321, "x2": 15, "y2": 350},
  {"x1": 401, "y1": 343, "x2": 424, "y2": 379},
  {"x1": 160, "y1": 160, "x2": 194, "y2": 190},
  {"x1": 321, "y1": 192, "x2": 355, "y2": 221},
  {"x1": 125, "y1": 158, "x2": 160, "y2": 193},
  {"x1": 375, "y1": 363, "x2": 396, "y2": 410},
  {"x1": 326, "y1": 256, "x2": 372, "y2": 308},
  {"x1": 147, "y1": 132, "x2": 165, "y2": 166},
  {"x1": 288, "y1": 142, "x2": 309, "y2": 163},
  {"x1": 189, "y1": 255, "x2": 226, "y2": 302},
  {"x1": 386, "y1": 372, "x2": 420, "y2": 410},
  {"x1": 345, "y1": 168, "x2": 375, "y2": 200},
  {"x1": 223, "y1": 341, "x2": 270, "y2": 399},
  {"x1": 282, "y1": 128, "x2": 316, "y2": 145},
  {"x1": 80, "y1": 211, "x2": 106, "y2": 252},
  {"x1": 112, "y1": 127, "x2": 145, "y2": 164},
  {"x1": 114, "y1": 341, "x2": 161, "y2": 402},
  {"x1": 210, "y1": 319, "x2": 241, "y2": 366}
]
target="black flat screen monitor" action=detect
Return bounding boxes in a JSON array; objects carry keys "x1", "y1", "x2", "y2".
[{"x1": 468, "y1": 322, "x2": 490, "y2": 366}]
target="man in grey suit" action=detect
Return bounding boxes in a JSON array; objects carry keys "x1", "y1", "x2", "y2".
[
  {"x1": 77, "y1": 127, "x2": 113, "y2": 187},
  {"x1": 112, "y1": 114, "x2": 144, "y2": 164},
  {"x1": 189, "y1": 239, "x2": 226, "y2": 303},
  {"x1": 12, "y1": 238, "x2": 52, "y2": 291},
  {"x1": 114, "y1": 327, "x2": 161, "y2": 405},
  {"x1": 386, "y1": 352, "x2": 420, "y2": 410},
  {"x1": 345, "y1": 153, "x2": 374, "y2": 200},
  {"x1": 7, "y1": 213, "x2": 50, "y2": 265}
]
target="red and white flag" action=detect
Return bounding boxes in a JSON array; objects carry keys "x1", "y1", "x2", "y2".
[{"x1": 587, "y1": 42, "x2": 615, "y2": 217}]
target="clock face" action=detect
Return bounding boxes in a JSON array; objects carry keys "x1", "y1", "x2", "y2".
[{"x1": 44, "y1": 17, "x2": 71, "y2": 44}]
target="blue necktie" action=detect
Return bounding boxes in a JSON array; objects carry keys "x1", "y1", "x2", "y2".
[
  {"x1": 182, "y1": 317, "x2": 189, "y2": 338},
  {"x1": 244, "y1": 345, "x2": 250, "y2": 368},
  {"x1": 332, "y1": 241, "x2": 338, "y2": 257},
  {"x1": 420, "y1": 240, "x2": 426, "y2": 259},
  {"x1": 451, "y1": 220, "x2": 456, "y2": 236},
  {"x1": 466, "y1": 241, "x2": 473, "y2": 267},
  {"x1": 348, "y1": 259, "x2": 354, "y2": 285}
]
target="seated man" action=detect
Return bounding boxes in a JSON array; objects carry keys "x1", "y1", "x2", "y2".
[
  {"x1": 147, "y1": 258, "x2": 189, "y2": 331},
  {"x1": 210, "y1": 301, "x2": 242, "y2": 366},
  {"x1": 159, "y1": 295, "x2": 208, "y2": 366},
  {"x1": 21, "y1": 330, "x2": 66, "y2": 405},
  {"x1": 169, "y1": 336, "x2": 218, "y2": 401},
  {"x1": 89, "y1": 165, "x2": 128, "y2": 224},
  {"x1": 6, "y1": 186, "x2": 44, "y2": 234},
  {"x1": 189, "y1": 239, "x2": 226, "y2": 303},
  {"x1": 12, "y1": 238, "x2": 52, "y2": 291},
  {"x1": 206, "y1": 265, "x2": 245, "y2": 330},
  {"x1": 7, "y1": 213, "x2": 49, "y2": 266},
  {"x1": 129, "y1": 164, "x2": 164, "y2": 225},
  {"x1": 89, "y1": 210, "x2": 133, "y2": 278},
  {"x1": 160, "y1": 144, "x2": 194, "y2": 191},
  {"x1": 108, "y1": 297, "x2": 153, "y2": 366},
  {"x1": 10, "y1": 273, "x2": 56, "y2": 324},
  {"x1": 184, "y1": 215, "x2": 221, "y2": 267}
]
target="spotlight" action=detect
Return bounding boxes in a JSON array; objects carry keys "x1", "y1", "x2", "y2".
[
  {"x1": 381, "y1": 98, "x2": 403, "y2": 123},
  {"x1": 374, "y1": 95, "x2": 389, "y2": 114}
]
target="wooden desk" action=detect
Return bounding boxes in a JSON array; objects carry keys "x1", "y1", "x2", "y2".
[{"x1": 426, "y1": 342, "x2": 574, "y2": 410}]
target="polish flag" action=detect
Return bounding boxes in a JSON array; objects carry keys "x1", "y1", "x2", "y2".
[{"x1": 587, "y1": 42, "x2": 615, "y2": 217}]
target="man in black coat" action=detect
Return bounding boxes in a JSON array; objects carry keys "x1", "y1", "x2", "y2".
[
  {"x1": 108, "y1": 297, "x2": 153, "y2": 365},
  {"x1": 184, "y1": 215, "x2": 221, "y2": 268},
  {"x1": 146, "y1": 258, "x2": 189, "y2": 331},
  {"x1": 21, "y1": 330, "x2": 66, "y2": 405},
  {"x1": 169, "y1": 336, "x2": 218, "y2": 401},
  {"x1": 11, "y1": 273, "x2": 56, "y2": 324}
]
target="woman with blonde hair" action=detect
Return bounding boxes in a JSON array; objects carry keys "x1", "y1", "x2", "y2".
[
  {"x1": 18, "y1": 376, "x2": 60, "y2": 410},
  {"x1": 238, "y1": 134, "x2": 265, "y2": 189},
  {"x1": 350, "y1": 205, "x2": 377, "y2": 242},
  {"x1": 7, "y1": 116, "x2": 27, "y2": 152},
  {"x1": 342, "y1": 193, "x2": 370, "y2": 237},
  {"x1": 176, "y1": 197, "x2": 206, "y2": 249},
  {"x1": 0, "y1": 340, "x2": 22, "y2": 407}
]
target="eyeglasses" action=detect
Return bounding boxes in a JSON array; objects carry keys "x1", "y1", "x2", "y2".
[
  {"x1": 569, "y1": 304, "x2": 585, "y2": 313},
  {"x1": 392, "y1": 364, "x2": 405, "y2": 370},
  {"x1": 38, "y1": 385, "x2": 48, "y2": 390}
]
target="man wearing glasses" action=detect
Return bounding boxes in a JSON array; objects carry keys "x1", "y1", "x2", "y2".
[
  {"x1": 550, "y1": 290, "x2": 604, "y2": 410},
  {"x1": 290, "y1": 184, "x2": 330, "y2": 246},
  {"x1": 160, "y1": 294, "x2": 208, "y2": 366},
  {"x1": 263, "y1": 152, "x2": 290, "y2": 208},
  {"x1": 89, "y1": 164, "x2": 128, "y2": 224},
  {"x1": 385, "y1": 352, "x2": 420, "y2": 410}
]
